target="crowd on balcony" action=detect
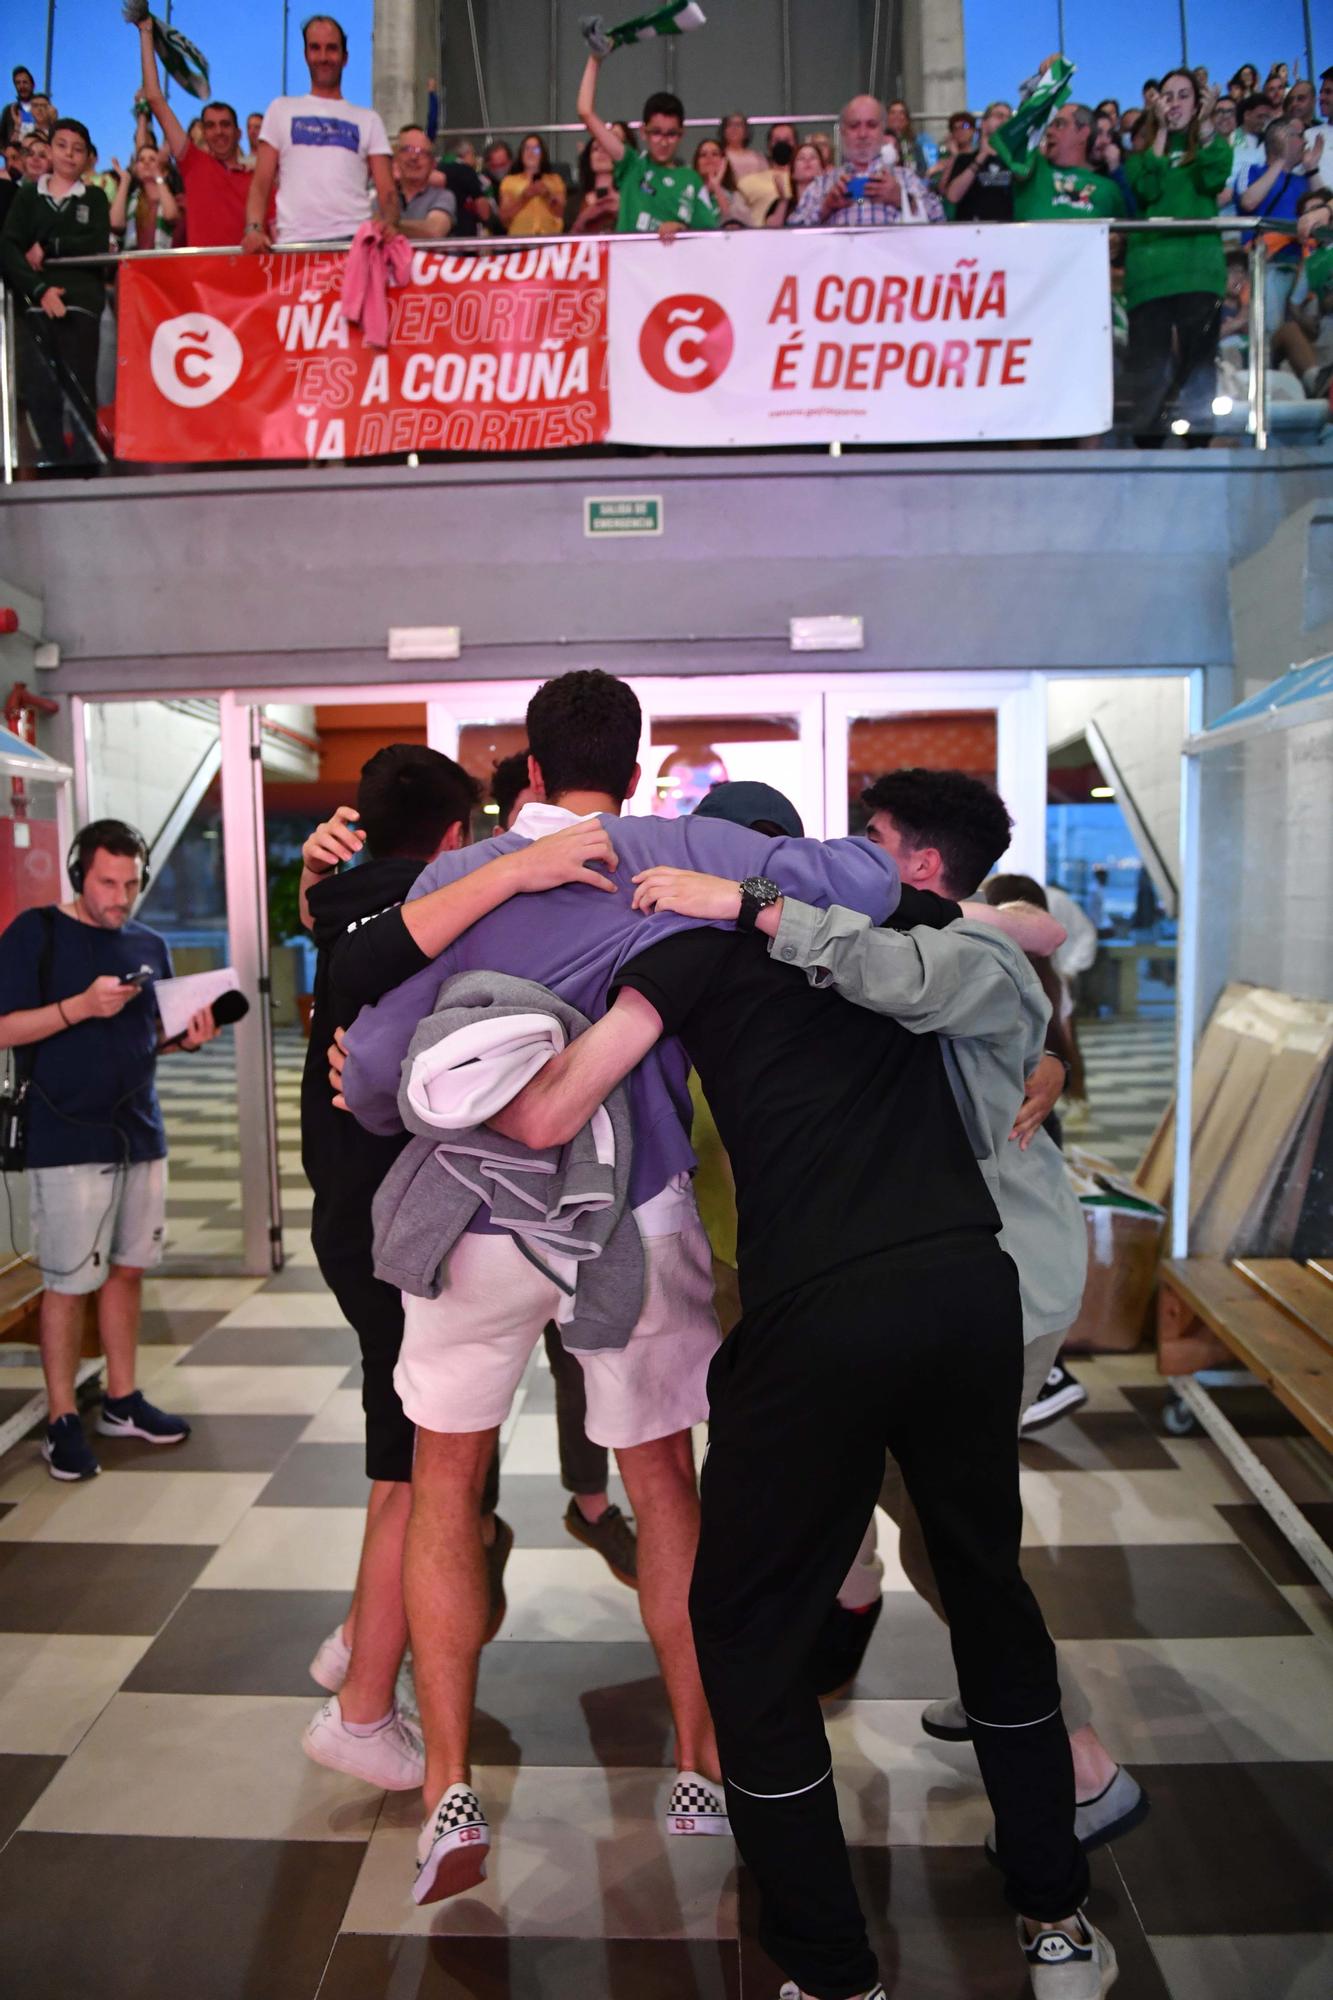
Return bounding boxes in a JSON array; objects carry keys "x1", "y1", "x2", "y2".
[{"x1": 1, "y1": 13, "x2": 1331, "y2": 464}]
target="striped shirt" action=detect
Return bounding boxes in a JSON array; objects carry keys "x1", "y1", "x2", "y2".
[{"x1": 790, "y1": 163, "x2": 945, "y2": 228}]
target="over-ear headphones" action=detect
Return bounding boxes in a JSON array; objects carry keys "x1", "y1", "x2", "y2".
[{"x1": 67, "y1": 819, "x2": 152, "y2": 897}]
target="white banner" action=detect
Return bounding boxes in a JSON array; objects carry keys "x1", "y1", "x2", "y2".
[{"x1": 607, "y1": 223, "x2": 1112, "y2": 445}]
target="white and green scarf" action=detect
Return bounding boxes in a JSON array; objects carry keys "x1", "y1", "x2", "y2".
[{"x1": 581, "y1": 3, "x2": 707, "y2": 58}]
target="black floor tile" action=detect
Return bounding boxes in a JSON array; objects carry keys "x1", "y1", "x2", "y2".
[
  {"x1": 319, "y1": 1937, "x2": 741, "y2": 2000},
  {"x1": 823, "y1": 1590, "x2": 957, "y2": 1699},
  {"x1": 473, "y1": 1641, "x2": 675, "y2": 1768},
  {"x1": 0, "y1": 1542, "x2": 211, "y2": 1635},
  {"x1": 1021, "y1": 1543, "x2": 1309, "y2": 1640},
  {"x1": 1122, "y1": 1383, "x2": 1304, "y2": 1438},
  {"x1": 0, "y1": 1387, "x2": 39, "y2": 1423},
  {"x1": 0, "y1": 1755, "x2": 64, "y2": 1846},
  {"x1": 185, "y1": 1322, "x2": 358, "y2": 1366},
  {"x1": 1020, "y1": 1410, "x2": 1176, "y2": 1473},
  {"x1": 260, "y1": 1265, "x2": 339, "y2": 1293},
  {"x1": 257, "y1": 1444, "x2": 371, "y2": 1508},
  {"x1": 138, "y1": 1308, "x2": 230, "y2": 1347},
  {"x1": 1214, "y1": 1501, "x2": 1333, "y2": 1589},
  {"x1": 95, "y1": 1414, "x2": 307, "y2": 1474},
  {"x1": 1111, "y1": 1762, "x2": 1333, "y2": 1934},
  {"x1": 0, "y1": 1833, "x2": 364, "y2": 2000},
  {"x1": 124, "y1": 1586, "x2": 352, "y2": 1696},
  {"x1": 737, "y1": 1844, "x2": 1168, "y2": 1999}
]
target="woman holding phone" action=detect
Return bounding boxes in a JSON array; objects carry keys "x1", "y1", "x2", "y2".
[{"x1": 498, "y1": 132, "x2": 565, "y2": 237}]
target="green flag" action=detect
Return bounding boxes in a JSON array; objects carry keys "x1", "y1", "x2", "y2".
[
  {"x1": 581, "y1": 3, "x2": 707, "y2": 58},
  {"x1": 996, "y1": 53, "x2": 1076, "y2": 160},
  {"x1": 122, "y1": 0, "x2": 212, "y2": 102}
]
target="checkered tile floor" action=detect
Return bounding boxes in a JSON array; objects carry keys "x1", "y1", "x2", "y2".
[
  {"x1": 1075, "y1": 1018, "x2": 1177, "y2": 1176},
  {"x1": 2, "y1": 1026, "x2": 1331, "y2": 1998}
]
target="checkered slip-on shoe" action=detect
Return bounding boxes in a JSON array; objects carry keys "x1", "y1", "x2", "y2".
[
  {"x1": 1020, "y1": 1911, "x2": 1118, "y2": 1998},
  {"x1": 412, "y1": 1783, "x2": 490, "y2": 1905},
  {"x1": 665, "y1": 1770, "x2": 731, "y2": 1837}
]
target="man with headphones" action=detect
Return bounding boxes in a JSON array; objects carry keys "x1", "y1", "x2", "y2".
[{"x1": 0, "y1": 819, "x2": 219, "y2": 1480}]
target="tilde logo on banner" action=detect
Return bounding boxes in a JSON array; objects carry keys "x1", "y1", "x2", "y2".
[
  {"x1": 149, "y1": 313, "x2": 243, "y2": 409},
  {"x1": 637, "y1": 294, "x2": 733, "y2": 393}
]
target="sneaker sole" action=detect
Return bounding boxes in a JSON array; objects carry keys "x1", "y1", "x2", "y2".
[
  {"x1": 1077, "y1": 1788, "x2": 1151, "y2": 1855},
  {"x1": 986, "y1": 1791, "x2": 1150, "y2": 1868},
  {"x1": 95, "y1": 1417, "x2": 190, "y2": 1443},
  {"x1": 412, "y1": 1830, "x2": 490, "y2": 1905},
  {"x1": 665, "y1": 1813, "x2": 731, "y2": 1837},
  {"x1": 563, "y1": 1515, "x2": 638, "y2": 1589},
  {"x1": 921, "y1": 1713, "x2": 972, "y2": 1743},
  {"x1": 1019, "y1": 1387, "x2": 1089, "y2": 1433},
  {"x1": 40, "y1": 1442, "x2": 99, "y2": 1482},
  {"x1": 308, "y1": 1649, "x2": 350, "y2": 1694},
  {"x1": 301, "y1": 1727, "x2": 424, "y2": 1793}
]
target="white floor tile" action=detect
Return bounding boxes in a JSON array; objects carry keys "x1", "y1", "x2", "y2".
[
  {"x1": 0, "y1": 1469, "x2": 270, "y2": 1547},
  {"x1": 194, "y1": 1505, "x2": 367, "y2": 1591},
  {"x1": 0, "y1": 1632, "x2": 152, "y2": 1755}
]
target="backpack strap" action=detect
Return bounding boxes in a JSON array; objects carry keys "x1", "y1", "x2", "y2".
[{"x1": 15, "y1": 907, "x2": 60, "y2": 1090}]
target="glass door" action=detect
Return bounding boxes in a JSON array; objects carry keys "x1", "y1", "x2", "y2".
[
  {"x1": 627, "y1": 677, "x2": 828, "y2": 834},
  {"x1": 822, "y1": 674, "x2": 1048, "y2": 880}
]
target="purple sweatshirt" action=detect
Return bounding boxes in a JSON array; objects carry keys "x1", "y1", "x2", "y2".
[{"x1": 341, "y1": 813, "x2": 902, "y2": 1209}]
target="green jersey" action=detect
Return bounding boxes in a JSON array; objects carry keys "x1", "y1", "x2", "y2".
[
  {"x1": 612, "y1": 147, "x2": 721, "y2": 233},
  {"x1": 991, "y1": 61, "x2": 1126, "y2": 224}
]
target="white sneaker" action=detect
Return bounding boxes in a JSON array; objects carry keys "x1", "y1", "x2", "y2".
[
  {"x1": 308, "y1": 1622, "x2": 351, "y2": 1693},
  {"x1": 301, "y1": 1696, "x2": 424, "y2": 1791},
  {"x1": 665, "y1": 1769, "x2": 731, "y2": 1836},
  {"x1": 1021, "y1": 1911, "x2": 1118, "y2": 1998},
  {"x1": 413, "y1": 1782, "x2": 490, "y2": 1905}
]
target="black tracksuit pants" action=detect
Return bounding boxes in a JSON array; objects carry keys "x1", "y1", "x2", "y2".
[{"x1": 689, "y1": 1234, "x2": 1088, "y2": 2000}]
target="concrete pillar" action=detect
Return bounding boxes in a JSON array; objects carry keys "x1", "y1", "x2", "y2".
[
  {"x1": 372, "y1": 0, "x2": 437, "y2": 138},
  {"x1": 904, "y1": 0, "x2": 966, "y2": 125}
]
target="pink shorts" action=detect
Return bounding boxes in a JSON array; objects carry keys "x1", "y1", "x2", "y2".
[{"x1": 394, "y1": 1204, "x2": 720, "y2": 1450}]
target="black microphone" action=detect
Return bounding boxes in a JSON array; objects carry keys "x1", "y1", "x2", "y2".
[
  {"x1": 160, "y1": 988, "x2": 251, "y2": 1048},
  {"x1": 211, "y1": 990, "x2": 251, "y2": 1028}
]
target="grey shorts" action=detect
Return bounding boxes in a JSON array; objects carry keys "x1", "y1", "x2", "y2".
[{"x1": 28, "y1": 1159, "x2": 168, "y2": 1296}]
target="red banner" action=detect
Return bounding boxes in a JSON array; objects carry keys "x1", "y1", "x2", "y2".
[{"x1": 115, "y1": 244, "x2": 610, "y2": 461}]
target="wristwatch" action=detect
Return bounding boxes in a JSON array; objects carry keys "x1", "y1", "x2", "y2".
[{"x1": 737, "y1": 875, "x2": 781, "y2": 932}]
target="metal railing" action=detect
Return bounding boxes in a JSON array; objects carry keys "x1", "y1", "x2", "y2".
[{"x1": 2, "y1": 215, "x2": 1328, "y2": 481}]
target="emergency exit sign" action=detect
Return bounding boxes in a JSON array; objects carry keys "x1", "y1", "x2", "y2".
[{"x1": 584, "y1": 495, "x2": 664, "y2": 537}]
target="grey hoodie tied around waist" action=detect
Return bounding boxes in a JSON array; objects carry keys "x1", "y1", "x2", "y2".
[{"x1": 370, "y1": 970, "x2": 644, "y2": 1352}]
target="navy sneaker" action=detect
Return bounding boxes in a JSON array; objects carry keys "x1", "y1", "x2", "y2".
[
  {"x1": 96, "y1": 1390, "x2": 191, "y2": 1446},
  {"x1": 42, "y1": 1413, "x2": 101, "y2": 1482}
]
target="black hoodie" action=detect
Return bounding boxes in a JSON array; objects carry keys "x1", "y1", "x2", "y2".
[{"x1": 300, "y1": 856, "x2": 432, "y2": 1255}]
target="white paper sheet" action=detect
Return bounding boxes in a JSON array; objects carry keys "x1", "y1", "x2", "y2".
[{"x1": 154, "y1": 967, "x2": 243, "y2": 1042}]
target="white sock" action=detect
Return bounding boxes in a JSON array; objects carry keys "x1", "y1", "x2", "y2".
[{"x1": 836, "y1": 1517, "x2": 884, "y2": 1611}]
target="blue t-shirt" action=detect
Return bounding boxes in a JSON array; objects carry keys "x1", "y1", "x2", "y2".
[
  {"x1": 1243, "y1": 163, "x2": 1304, "y2": 260},
  {"x1": 0, "y1": 906, "x2": 172, "y2": 1167}
]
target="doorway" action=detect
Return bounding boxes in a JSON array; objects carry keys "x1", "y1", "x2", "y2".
[{"x1": 74, "y1": 667, "x2": 1197, "y2": 1273}]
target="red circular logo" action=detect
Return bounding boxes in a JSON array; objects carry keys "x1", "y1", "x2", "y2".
[{"x1": 638, "y1": 294, "x2": 734, "y2": 393}]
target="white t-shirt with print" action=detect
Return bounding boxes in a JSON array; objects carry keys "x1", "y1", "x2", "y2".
[{"x1": 259, "y1": 93, "x2": 391, "y2": 244}]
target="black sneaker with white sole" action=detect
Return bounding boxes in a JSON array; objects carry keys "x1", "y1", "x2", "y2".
[
  {"x1": 96, "y1": 1390, "x2": 191, "y2": 1445},
  {"x1": 1019, "y1": 1363, "x2": 1088, "y2": 1434},
  {"x1": 42, "y1": 1413, "x2": 100, "y2": 1481}
]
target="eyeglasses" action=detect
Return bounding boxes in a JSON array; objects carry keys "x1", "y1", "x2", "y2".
[{"x1": 398, "y1": 145, "x2": 433, "y2": 157}]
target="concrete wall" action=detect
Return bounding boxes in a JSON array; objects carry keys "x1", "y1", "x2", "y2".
[
  {"x1": 7, "y1": 448, "x2": 1328, "y2": 701},
  {"x1": 434, "y1": 0, "x2": 904, "y2": 144}
]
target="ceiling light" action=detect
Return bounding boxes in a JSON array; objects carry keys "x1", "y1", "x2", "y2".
[
  {"x1": 1169, "y1": 418, "x2": 1190, "y2": 435},
  {"x1": 1211, "y1": 395, "x2": 1233, "y2": 416},
  {"x1": 482, "y1": 802, "x2": 500, "y2": 814},
  {"x1": 1091, "y1": 785, "x2": 1115, "y2": 799}
]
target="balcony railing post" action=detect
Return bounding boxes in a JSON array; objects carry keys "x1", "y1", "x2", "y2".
[
  {"x1": 0, "y1": 289, "x2": 14, "y2": 486},
  {"x1": 1248, "y1": 237, "x2": 1268, "y2": 453}
]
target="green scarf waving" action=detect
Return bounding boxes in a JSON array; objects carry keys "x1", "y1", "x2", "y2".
[
  {"x1": 121, "y1": 0, "x2": 211, "y2": 101},
  {"x1": 581, "y1": 3, "x2": 707, "y2": 58}
]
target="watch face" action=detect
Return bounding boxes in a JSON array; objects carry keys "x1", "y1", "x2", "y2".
[{"x1": 740, "y1": 876, "x2": 781, "y2": 905}]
